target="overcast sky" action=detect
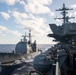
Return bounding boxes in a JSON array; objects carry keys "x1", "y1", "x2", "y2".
[{"x1": 0, "y1": 0, "x2": 76, "y2": 44}]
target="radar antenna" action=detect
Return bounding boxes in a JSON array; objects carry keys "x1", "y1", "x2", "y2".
[
  {"x1": 22, "y1": 30, "x2": 34, "y2": 44},
  {"x1": 55, "y1": 3, "x2": 74, "y2": 24},
  {"x1": 29, "y1": 29, "x2": 32, "y2": 44},
  {"x1": 22, "y1": 32, "x2": 27, "y2": 42}
]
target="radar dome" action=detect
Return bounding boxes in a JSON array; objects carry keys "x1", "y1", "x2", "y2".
[{"x1": 15, "y1": 42, "x2": 27, "y2": 54}]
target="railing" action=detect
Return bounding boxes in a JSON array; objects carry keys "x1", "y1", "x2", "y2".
[{"x1": 55, "y1": 62, "x2": 60, "y2": 75}]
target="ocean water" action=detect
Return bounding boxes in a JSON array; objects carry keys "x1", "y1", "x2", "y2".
[
  {"x1": 0, "y1": 44, "x2": 52, "y2": 53},
  {"x1": 0, "y1": 44, "x2": 16, "y2": 53}
]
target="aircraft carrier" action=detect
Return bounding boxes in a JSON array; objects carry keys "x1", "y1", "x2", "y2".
[{"x1": 32, "y1": 3, "x2": 76, "y2": 75}]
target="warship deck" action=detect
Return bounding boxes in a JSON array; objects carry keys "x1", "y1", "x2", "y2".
[{"x1": 12, "y1": 62, "x2": 35, "y2": 75}]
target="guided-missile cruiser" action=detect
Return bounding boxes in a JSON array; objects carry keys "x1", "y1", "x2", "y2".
[
  {"x1": 0, "y1": 30, "x2": 40, "y2": 75},
  {"x1": 32, "y1": 4, "x2": 76, "y2": 75}
]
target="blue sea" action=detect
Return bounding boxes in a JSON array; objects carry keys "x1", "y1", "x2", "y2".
[{"x1": 0, "y1": 44, "x2": 52, "y2": 53}]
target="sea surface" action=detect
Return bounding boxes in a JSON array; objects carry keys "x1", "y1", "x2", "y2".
[{"x1": 0, "y1": 44, "x2": 53, "y2": 53}]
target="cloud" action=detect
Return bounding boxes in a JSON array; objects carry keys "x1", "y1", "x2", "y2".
[
  {"x1": 9, "y1": 30, "x2": 22, "y2": 36},
  {"x1": 27, "y1": 0, "x2": 52, "y2": 5},
  {"x1": 70, "y1": 4, "x2": 76, "y2": 8},
  {"x1": 13, "y1": 12, "x2": 51, "y2": 36},
  {"x1": 67, "y1": 11, "x2": 76, "y2": 17},
  {"x1": 19, "y1": 0, "x2": 54, "y2": 16},
  {"x1": 73, "y1": 11, "x2": 76, "y2": 15},
  {"x1": 7, "y1": 3, "x2": 52, "y2": 36},
  {"x1": 4, "y1": 0, "x2": 53, "y2": 41},
  {"x1": 25, "y1": 3, "x2": 54, "y2": 16},
  {"x1": 12, "y1": 11, "x2": 29, "y2": 19},
  {"x1": 0, "y1": 25, "x2": 22, "y2": 37},
  {"x1": 0, "y1": 0, "x2": 20, "y2": 5},
  {"x1": 1, "y1": 12, "x2": 10, "y2": 20},
  {"x1": 0, "y1": 25, "x2": 8, "y2": 30},
  {"x1": 26, "y1": 0, "x2": 54, "y2": 16},
  {"x1": 0, "y1": 0, "x2": 55, "y2": 44},
  {"x1": 55, "y1": 19, "x2": 61, "y2": 22},
  {"x1": 19, "y1": 0, "x2": 26, "y2": 5}
]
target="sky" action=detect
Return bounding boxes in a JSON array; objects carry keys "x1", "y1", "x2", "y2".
[{"x1": 0, "y1": 0, "x2": 76, "y2": 44}]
